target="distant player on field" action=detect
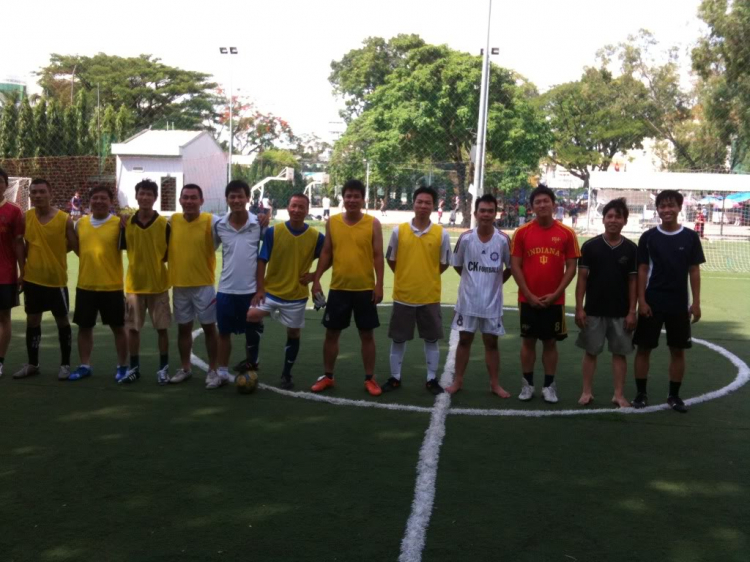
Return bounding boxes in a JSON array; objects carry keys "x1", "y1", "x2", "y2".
[
  {"x1": 574, "y1": 198, "x2": 637, "y2": 408},
  {"x1": 631, "y1": 189, "x2": 705, "y2": 413},
  {"x1": 511, "y1": 184, "x2": 580, "y2": 403},
  {"x1": 446, "y1": 194, "x2": 512, "y2": 396},
  {"x1": 211, "y1": 180, "x2": 266, "y2": 389},
  {"x1": 311, "y1": 179, "x2": 385, "y2": 396},
  {"x1": 322, "y1": 194, "x2": 331, "y2": 220},
  {"x1": 0, "y1": 168, "x2": 25, "y2": 378},
  {"x1": 382, "y1": 186, "x2": 451, "y2": 395},
  {"x1": 694, "y1": 205, "x2": 706, "y2": 239},
  {"x1": 13, "y1": 179, "x2": 77, "y2": 380},
  {"x1": 68, "y1": 186, "x2": 128, "y2": 381},
  {"x1": 120, "y1": 179, "x2": 172, "y2": 385},
  {"x1": 248, "y1": 193, "x2": 324, "y2": 390}
]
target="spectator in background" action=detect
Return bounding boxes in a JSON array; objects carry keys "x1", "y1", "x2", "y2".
[
  {"x1": 518, "y1": 202, "x2": 527, "y2": 226},
  {"x1": 555, "y1": 202, "x2": 566, "y2": 222},
  {"x1": 570, "y1": 204, "x2": 579, "y2": 228},
  {"x1": 70, "y1": 191, "x2": 82, "y2": 219},
  {"x1": 449, "y1": 196, "x2": 459, "y2": 226},
  {"x1": 437, "y1": 198, "x2": 445, "y2": 224},
  {"x1": 379, "y1": 197, "x2": 387, "y2": 217},
  {"x1": 322, "y1": 194, "x2": 331, "y2": 220},
  {"x1": 694, "y1": 206, "x2": 706, "y2": 239}
]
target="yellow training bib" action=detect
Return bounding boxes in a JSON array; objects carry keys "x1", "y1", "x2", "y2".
[
  {"x1": 125, "y1": 214, "x2": 170, "y2": 294},
  {"x1": 393, "y1": 223, "x2": 442, "y2": 304},
  {"x1": 330, "y1": 213, "x2": 374, "y2": 291},
  {"x1": 168, "y1": 213, "x2": 215, "y2": 287},
  {"x1": 77, "y1": 216, "x2": 124, "y2": 291},
  {"x1": 24, "y1": 209, "x2": 68, "y2": 288},
  {"x1": 264, "y1": 223, "x2": 320, "y2": 301}
]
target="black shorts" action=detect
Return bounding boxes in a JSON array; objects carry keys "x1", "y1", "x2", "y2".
[
  {"x1": 323, "y1": 209, "x2": 330, "y2": 217},
  {"x1": 323, "y1": 289, "x2": 380, "y2": 331},
  {"x1": 633, "y1": 310, "x2": 692, "y2": 349},
  {"x1": 519, "y1": 302, "x2": 568, "y2": 341},
  {"x1": 73, "y1": 288, "x2": 126, "y2": 328},
  {"x1": 24, "y1": 281, "x2": 69, "y2": 317},
  {"x1": 0, "y1": 284, "x2": 19, "y2": 310}
]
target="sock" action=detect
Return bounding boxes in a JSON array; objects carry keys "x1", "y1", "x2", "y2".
[
  {"x1": 389, "y1": 341, "x2": 407, "y2": 380},
  {"x1": 669, "y1": 380, "x2": 681, "y2": 397},
  {"x1": 27, "y1": 326, "x2": 41, "y2": 366},
  {"x1": 325, "y1": 372, "x2": 334, "y2": 379},
  {"x1": 365, "y1": 374, "x2": 373, "y2": 381},
  {"x1": 245, "y1": 322, "x2": 263, "y2": 365},
  {"x1": 81, "y1": 364, "x2": 91, "y2": 370},
  {"x1": 523, "y1": 372, "x2": 534, "y2": 386},
  {"x1": 0, "y1": 357, "x2": 4, "y2": 364},
  {"x1": 636, "y1": 378, "x2": 648, "y2": 394},
  {"x1": 58, "y1": 325, "x2": 71, "y2": 366},
  {"x1": 130, "y1": 355, "x2": 140, "y2": 370},
  {"x1": 544, "y1": 374, "x2": 555, "y2": 388},
  {"x1": 218, "y1": 367, "x2": 230, "y2": 379},
  {"x1": 424, "y1": 340, "x2": 440, "y2": 381},
  {"x1": 159, "y1": 354, "x2": 169, "y2": 369},
  {"x1": 282, "y1": 338, "x2": 300, "y2": 378}
]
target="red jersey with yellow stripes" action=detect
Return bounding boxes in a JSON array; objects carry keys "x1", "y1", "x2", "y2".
[{"x1": 510, "y1": 219, "x2": 580, "y2": 305}]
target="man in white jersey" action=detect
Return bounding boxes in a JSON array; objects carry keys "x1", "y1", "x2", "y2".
[
  {"x1": 446, "y1": 194, "x2": 512, "y2": 396},
  {"x1": 322, "y1": 195, "x2": 331, "y2": 221}
]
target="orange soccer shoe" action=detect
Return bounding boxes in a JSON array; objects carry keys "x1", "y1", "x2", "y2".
[
  {"x1": 311, "y1": 375, "x2": 335, "y2": 393},
  {"x1": 364, "y1": 378, "x2": 382, "y2": 397}
]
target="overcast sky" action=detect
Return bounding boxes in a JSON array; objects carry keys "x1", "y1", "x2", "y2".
[{"x1": 3, "y1": 0, "x2": 705, "y2": 140}]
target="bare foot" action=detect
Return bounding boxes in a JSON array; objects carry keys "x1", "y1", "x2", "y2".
[
  {"x1": 491, "y1": 385, "x2": 511, "y2": 398},
  {"x1": 446, "y1": 382, "x2": 462, "y2": 394},
  {"x1": 578, "y1": 393, "x2": 594, "y2": 406},
  {"x1": 611, "y1": 396, "x2": 632, "y2": 408}
]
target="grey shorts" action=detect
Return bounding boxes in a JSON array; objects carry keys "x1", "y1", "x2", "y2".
[
  {"x1": 575, "y1": 316, "x2": 634, "y2": 356},
  {"x1": 388, "y1": 302, "x2": 444, "y2": 342}
]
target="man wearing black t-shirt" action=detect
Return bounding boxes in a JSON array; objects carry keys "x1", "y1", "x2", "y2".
[
  {"x1": 575, "y1": 198, "x2": 637, "y2": 408},
  {"x1": 632, "y1": 190, "x2": 705, "y2": 413}
]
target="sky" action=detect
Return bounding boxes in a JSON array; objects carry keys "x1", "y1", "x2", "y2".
[{"x1": 2, "y1": 0, "x2": 706, "y2": 142}]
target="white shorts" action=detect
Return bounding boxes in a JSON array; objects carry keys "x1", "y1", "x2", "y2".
[
  {"x1": 451, "y1": 312, "x2": 505, "y2": 336},
  {"x1": 257, "y1": 297, "x2": 306, "y2": 329},
  {"x1": 173, "y1": 286, "x2": 217, "y2": 325}
]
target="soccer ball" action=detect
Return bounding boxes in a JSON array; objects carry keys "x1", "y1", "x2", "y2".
[{"x1": 235, "y1": 371, "x2": 259, "y2": 394}]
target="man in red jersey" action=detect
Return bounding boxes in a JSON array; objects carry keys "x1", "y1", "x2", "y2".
[
  {"x1": 0, "y1": 169, "x2": 25, "y2": 378},
  {"x1": 511, "y1": 184, "x2": 580, "y2": 404}
]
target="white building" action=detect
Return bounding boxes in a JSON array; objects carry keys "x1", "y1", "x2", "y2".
[{"x1": 112, "y1": 129, "x2": 228, "y2": 214}]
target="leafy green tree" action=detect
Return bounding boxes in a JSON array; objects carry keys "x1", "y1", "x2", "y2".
[
  {"x1": 64, "y1": 106, "x2": 77, "y2": 155},
  {"x1": 16, "y1": 97, "x2": 35, "y2": 158},
  {"x1": 115, "y1": 104, "x2": 135, "y2": 142},
  {"x1": 542, "y1": 67, "x2": 651, "y2": 188},
  {"x1": 74, "y1": 90, "x2": 92, "y2": 155},
  {"x1": 0, "y1": 100, "x2": 18, "y2": 158},
  {"x1": 101, "y1": 105, "x2": 117, "y2": 155},
  {"x1": 37, "y1": 53, "x2": 219, "y2": 131},
  {"x1": 47, "y1": 99, "x2": 66, "y2": 156},
  {"x1": 33, "y1": 99, "x2": 49, "y2": 157}
]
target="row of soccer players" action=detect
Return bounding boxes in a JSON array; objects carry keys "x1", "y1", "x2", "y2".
[{"x1": 0, "y1": 170, "x2": 704, "y2": 410}]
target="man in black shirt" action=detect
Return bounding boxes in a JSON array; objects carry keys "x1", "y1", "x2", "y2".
[
  {"x1": 632, "y1": 190, "x2": 705, "y2": 413},
  {"x1": 575, "y1": 198, "x2": 637, "y2": 408}
]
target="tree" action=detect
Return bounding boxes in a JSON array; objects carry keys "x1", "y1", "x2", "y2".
[
  {"x1": 64, "y1": 106, "x2": 77, "y2": 155},
  {"x1": 33, "y1": 98, "x2": 49, "y2": 157},
  {"x1": 101, "y1": 105, "x2": 117, "y2": 155},
  {"x1": 47, "y1": 99, "x2": 66, "y2": 156},
  {"x1": 37, "y1": 53, "x2": 219, "y2": 131},
  {"x1": 16, "y1": 96, "x2": 35, "y2": 158},
  {"x1": 0, "y1": 100, "x2": 18, "y2": 158},
  {"x1": 542, "y1": 67, "x2": 652, "y2": 188},
  {"x1": 232, "y1": 149, "x2": 305, "y2": 207},
  {"x1": 693, "y1": 0, "x2": 750, "y2": 170},
  {"x1": 115, "y1": 104, "x2": 135, "y2": 142},
  {"x1": 74, "y1": 90, "x2": 92, "y2": 156}
]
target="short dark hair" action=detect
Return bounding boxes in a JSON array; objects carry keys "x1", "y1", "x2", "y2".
[
  {"x1": 135, "y1": 179, "x2": 158, "y2": 197},
  {"x1": 0, "y1": 168, "x2": 8, "y2": 185},
  {"x1": 529, "y1": 184, "x2": 555, "y2": 205},
  {"x1": 342, "y1": 179, "x2": 365, "y2": 197},
  {"x1": 475, "y1": 193, "x2": 498, "y2": 212},
  {"x1": 181, "y1": 184, "x2": 204, "y2": 199},
  {"x1": 225, "y1": 180, "x2": 250, "y2": 198},
  {"x1": 89, "y1": 185, "x2": 113, "y2": 200},
  {"x1": 602, "y1": 197, "x2": 629, "y2": 220},
  {"x1": 655, "y1": 189, "x2": 683, "y2": 207},
  {"x1": 289, "y1": 192, "x2": 310, "y2": 205},
  {"x1": 413, "y1": 185, "x2": 438, "y2": 205},
  {"x1": 30, "y1": 178, "x2": 51, "y2": 190}
]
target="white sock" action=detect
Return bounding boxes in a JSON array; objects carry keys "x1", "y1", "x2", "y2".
[
  {"x1": 218, "y1": 367, "x2": 230, "y2": 379},
  {"x1": 389, "y1": 341, "x2": 407, "y2": 380},
  {"x1": 424, "y1": 340, "x2": 440, "y2": 381}
]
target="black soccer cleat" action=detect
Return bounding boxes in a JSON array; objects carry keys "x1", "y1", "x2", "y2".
[
  {"x1": 631, "y1": 392, "x2": 648, "y2": 409},
  {"x1": 425, "y1": 379, "x2": 444, "y2": 395},
  {"x1": 667, "y1": 395, "x2": 688, "y2": 413},
  {"x1": 234, "y1": 360, "x2": 258, "y2": 374},
  {"x1": 279, "y1": 375, "x2": 294, "y2": 391},
  {"x1": 381, "y1": 377, "x2": 402, "y2": 393}
]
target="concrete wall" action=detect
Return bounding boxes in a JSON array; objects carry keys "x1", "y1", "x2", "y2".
[{"x1": 181, "y1": 134, "x2": 227, "y2": 214}]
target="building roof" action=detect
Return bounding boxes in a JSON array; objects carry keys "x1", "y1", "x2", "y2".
[
  {"x1": 111, "y1": 129, "x2": 212, "y2": 157},
  {"x1": 547, "y1": 170, "x2": 750, "y2": 193}
]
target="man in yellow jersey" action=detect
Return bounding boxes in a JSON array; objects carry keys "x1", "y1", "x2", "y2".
[
  {"x1": 13, "y1": 179, "x2": 77, "y2": 380},
  {"x1": 67, "y1": 186, "x2": 128, "y2": 381},
  {"x1": 311, "y1": 179, "x2": 385, "y2": 396},
  {"x1": 382, "y1": 186, "x2": 451, "y2": 395},
  {"x1": 120, "y1": 179, "x2": 172, "y2": 385},
  {"x1": 168, "y1": 184, "x2": 219, "y2": 384},
  {"x1": 248, "y1": 193, "x2": 324, "y2": 390}
]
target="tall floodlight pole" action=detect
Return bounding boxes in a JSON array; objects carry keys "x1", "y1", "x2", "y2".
[
  {"x1": 220, "y1": 47, "x2": 238, "y2": 183},
  {"x1": 471, "y1": 0, "x2": 493, "y2": 228}
]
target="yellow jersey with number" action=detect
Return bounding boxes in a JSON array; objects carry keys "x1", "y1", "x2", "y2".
[
  {"x1": 330, "y1": 213, "x2": 375, "y2": 291},
  {"x1": 168, "y1": 212, "x2": 215, "y2": 287},
  {"x1": 264, "y1": 223, "x2": 321, "y2": 301},
  {"x1": 393, "y1": 223, "x2": 442, "y2": 304},
  {"x1": 24, "y1": 209, "x2": 68, "y2": 288},
  {"x1": 125, "y1": 214, "x2": 170, "y2": 294},
  {"x1": 77, "y1": 216, "x2": 124, "y2": 291}
]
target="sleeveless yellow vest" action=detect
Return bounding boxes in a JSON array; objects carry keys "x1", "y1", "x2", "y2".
[
  {"x1": 77, "y1": 216, "x2": 124, "y2": 291},
  {"x1": 169, "y1": 213, "x2": 215, "y2": 287},
  {"x1": 393, "y1": 222, "x2": 442, "y2": 304},
  {"x1": 125, "y1": 215, "x2": 170, "y2": 294},
  {"x1": 24, "y1": 209, "x2": 68, "y2": 288},
  {"x1": 264, "y1": 223, "x2": 320, "y2": 300},
  {"x1": 330, "y1": 213, "x2": 375, "y2": 291}
]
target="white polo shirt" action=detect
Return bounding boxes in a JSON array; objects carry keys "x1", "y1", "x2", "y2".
[{"x1": 213, "y1": 212, "x2": 264, "y2": 294}]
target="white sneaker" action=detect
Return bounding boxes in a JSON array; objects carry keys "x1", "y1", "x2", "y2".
[
  {"x1": 518, "y1": 379, "x2": 535, "y2": 401},
  {"x1": 58, "y1": 365, "x2": 71, "y2": 381},
  {"x1": 156, "y1": 365, "x2": 170, "y2": 386},
  {"x1": 219, "y1": 371, "x2": 235, "y2": 384},
  {"x1": 205, "y1": 369, "x2": 226, "y2": 389},
  {"x1": 169, "y1": 368, "x2": 192, "y2": 384},
  {"x1": 542, "y1": 382, "x2": 559, "y2": 404}
]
